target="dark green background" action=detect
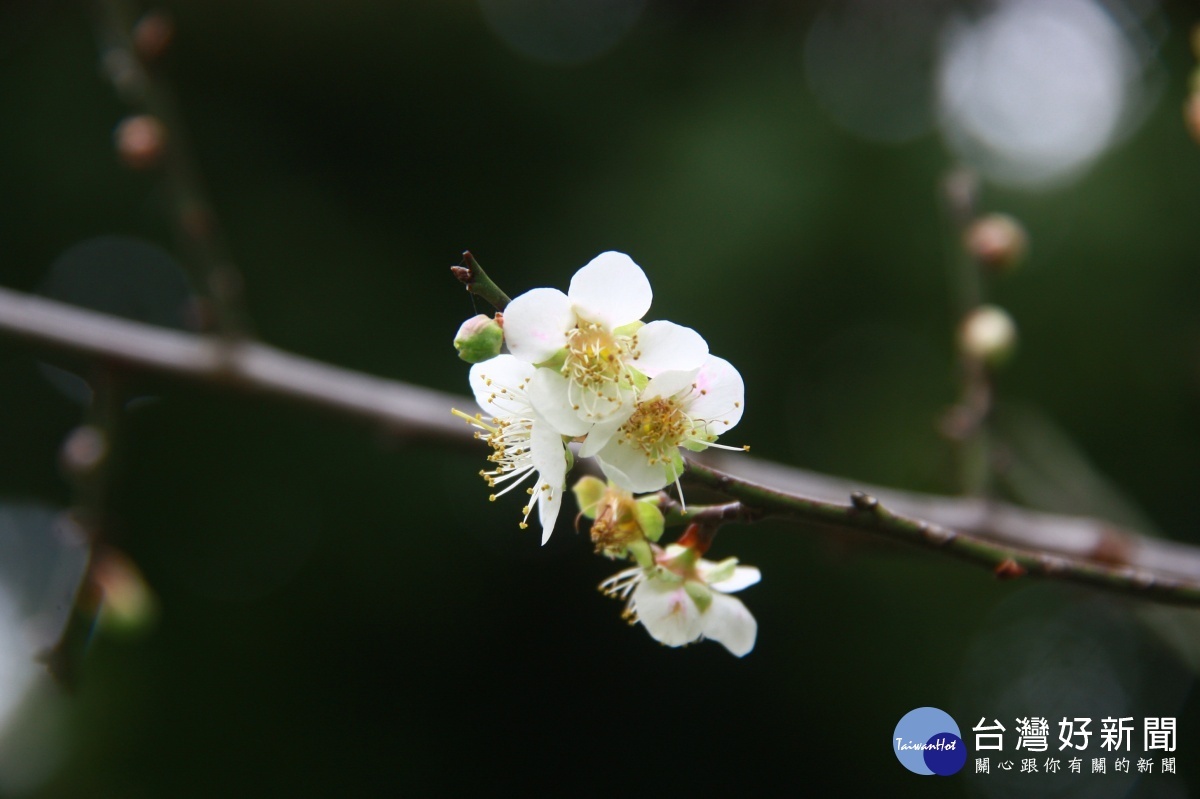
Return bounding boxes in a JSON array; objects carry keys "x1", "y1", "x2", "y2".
[{"x1": 1, "y1": 1, "x2": 1198, "y2": 796}]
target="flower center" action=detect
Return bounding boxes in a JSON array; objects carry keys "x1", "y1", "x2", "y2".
[
  {"x1": 563, "y1": 322, "x2": 635, "y2": 416},
  {"x1": 620, "y1": 396, "x2": 690, "y2": 465}
]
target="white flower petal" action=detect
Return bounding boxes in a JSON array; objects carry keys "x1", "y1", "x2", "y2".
[
  {"x1": 702, "y1": 593, "x2": 758, "y2": 657},
  {"x1": 706, "y1": 565, "x2": 761, "y2": 594},
  {"x1": 503, "y1": 287, "x2": 574, "y2": 363},
  {"x1": 537, "y1": 481, "x2": 563, "y2": 546},
  {"x1": 529, "y1": 417, "x2": 567, "y2": 544},
  {"x1": 642, "y1": 368, "x2": 701, "y2": 403},
  {"x1": 577, "y1": 412, "x2": 627, "y2": 458},
  {"x1": 567, "y1": 252, "x2": 652, "y2": 328},
  {"x1": 681, "y1": 355, "x2": 745, "y2": 437},
  {"x1": 632, "y1": 577, "x2": 704, "y2": 647},
  {"x1": 595, "y1": 436, "x2": 680, "y2": 493},
  {"x1": 631, "y1": 320, "x2": 708, "y2": 377},
  {"x1": 468, "y1": 355, "x2": 536, "y2": 418},
  {"x1": 527, "y1": 369, "x2": 592, "y2": 437},
  {"x1": 529, "y1": 416, "x2": 567, "y2": 487}
]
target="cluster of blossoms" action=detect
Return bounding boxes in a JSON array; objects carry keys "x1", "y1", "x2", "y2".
[{"x1": 452, "y1": 252, "x2": 758, "y2": 656}]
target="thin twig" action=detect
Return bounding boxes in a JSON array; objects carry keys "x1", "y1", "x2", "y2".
[
  {"x1": 94, "y1": 0, "x2": 249, "y2": 336},
  {"x1": 41, "y1": 374, "x2": 125, "y2": 686},
  {"x1": 684, "y1": 460, "x2": 1200, "y2": 608},
  {"x1": 655, "y1": 492, "x2": 757, "y2": 528},
  {"x1": 939, "y1": 166, "x2": 993, "y2": 495},
  {"x1": 4, "y1": 285, "x2": 1200, "y2": 601},
  {"x1": 451, "y1": 251, "x2": 512, "y2": 311},
  {"x1": 701, "y1": 450, "x2": 1200, "y2": 582}
]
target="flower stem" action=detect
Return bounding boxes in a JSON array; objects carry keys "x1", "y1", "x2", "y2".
[{"x1": 452, "y1": 251, "x2": 512, "y2": 311}]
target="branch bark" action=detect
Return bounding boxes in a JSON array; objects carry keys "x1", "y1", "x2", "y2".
[
  {"x1": 685, "y1": 461, "x2": 1200, "y2": 608},
  {"x1": 3, "y1": 284, "x2": 1200, "y2": 602}
]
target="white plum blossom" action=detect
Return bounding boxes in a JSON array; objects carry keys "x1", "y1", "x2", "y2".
[
  {"x1": 502, "y1": 252, "x2": 709, "y2": 433},
  {"x1": 594, "y1": 355, "x2": 746, "y2": 497},
  {"x1": 601, "y1": 544, "x2": 760, "y2": 657},
  {"x1": 455, "y1": 355, "x2": 568, "y2": 545},
  {"x1": 452, "y1": 249, "x2": 761, "y2": 656}
]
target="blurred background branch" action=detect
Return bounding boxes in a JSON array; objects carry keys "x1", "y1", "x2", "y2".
[{"x1": 94, "y1": 0, "x2": 249, "y2": 336}]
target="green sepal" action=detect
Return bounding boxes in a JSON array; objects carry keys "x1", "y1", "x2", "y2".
[
  {"x1": 653, "y1": 564, "x2": 684, "y2": 585},
  {"x1": 536, "y1": 348, "x2": 568, "y2": 372},
  {"x1": 630, "y1": 368, "x2": 649, "y2": 392},
  {"x1": 613, "y1": 321, "x2": 644, "y2": 338},
  {"x1": 571, "y1": 475, "x2": 606, "y2": 520},
  {"x1": 684, "y1": 580, "x2": 713, "y2": 613},
  {"x1": 704, "y1": 557, "x2": 739, "y2": 585},
  {"x1": 628, "y1": 539, "x2": 655, "y2": 570},
  {"x1": 635, "y1": 500, "x2": 664, "y2": 543},
  {"x1": 662, "y1": 543, "x2": 697, "y2": 572},
  {"x1": 682, "y1": 439, "x2": 709, "y2": 453},
  {"x1": 664, "y1": 543, "x2": 689, "y2": 560},
  {"x1": 667, "y1": 450, "x2": 686, "y2": 481},
  {"x1": 563, "y1": 445, "x2": 575, "y2": 473}
]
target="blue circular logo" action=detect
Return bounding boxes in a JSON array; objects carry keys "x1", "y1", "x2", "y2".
[{"x1": 893, "y1": 707, "x2": 966, "y2": 776}]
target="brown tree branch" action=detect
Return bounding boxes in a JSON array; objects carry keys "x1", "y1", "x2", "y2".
[
  {"x1": 684, "y1": 461, "x2": 1200, "y2": 608},
  {"x1": 3, "y1": 284, "x2": 1200, "y2": 602}
]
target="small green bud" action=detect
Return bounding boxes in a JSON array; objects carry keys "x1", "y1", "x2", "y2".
[
  {"x1": 959, "y1": 305, "x2": 1017, "y2": 368},
  {"x1": 964, "y1": 213, "x2": 1028, "y2": 274},
  {"x1": 1186, "y1": 92, "x2": 1200, "y2": 147},
  {"x1": 453, "y1": 314, "x2": 503, "y2": 363}
]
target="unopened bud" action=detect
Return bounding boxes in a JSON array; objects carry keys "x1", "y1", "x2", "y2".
[
  {"x1": 114, "y1": 114, "x2": 167, "y2": 170},
  {"x1": 133, "y1": 11, "x2": 175, "y2": 64},
  {"x1": 61, "y1": 425, "x2": 108, "y2": 477},
  {"x1": 1185, "y1": 93, "x2": 1200, "y2": 147},
  {"x1": 959, "y1": 305, "x2": 1017, "y2": 367},
  {"x1": 453, "y1": 313, "x2": 503, "y2": 363},
  {"x1": 93, "y1": 549, "x2": 158, "y2": 634},
  {"x1": 964, "y1": 213, "x2": 1028, "y2": 274}
]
